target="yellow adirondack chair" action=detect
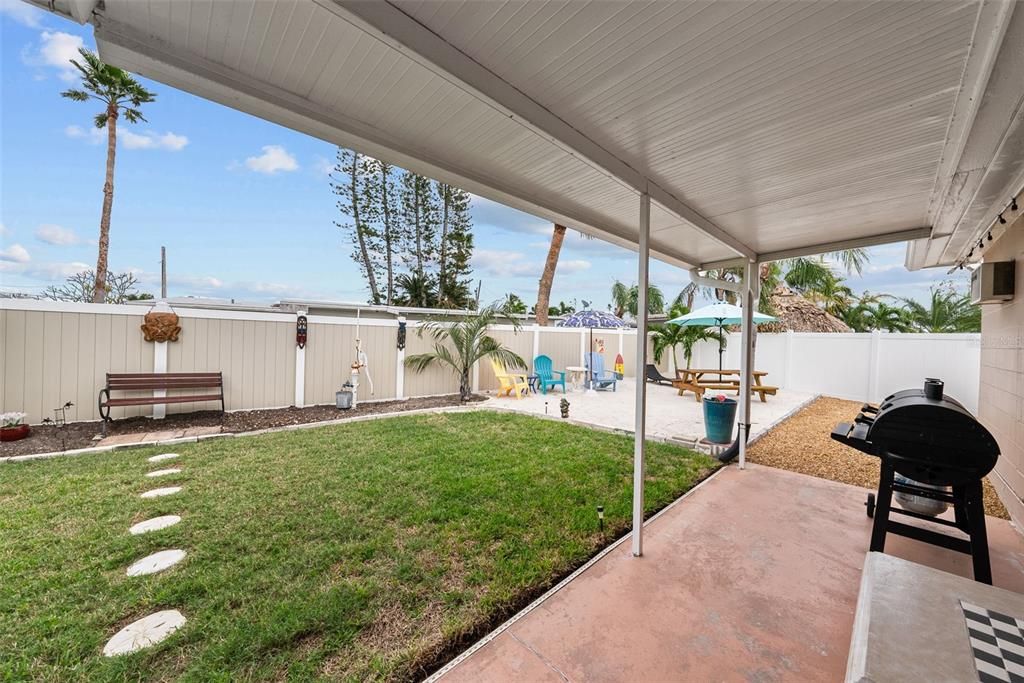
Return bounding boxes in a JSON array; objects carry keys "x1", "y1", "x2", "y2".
[{"x1": 490, "y1": 358, "x2": 529, "y2": 399}]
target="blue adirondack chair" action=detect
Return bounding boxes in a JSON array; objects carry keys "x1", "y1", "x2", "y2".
[
  {"x1": 533, "y1": 354, "x2": 566, "y2": 394},
  {"x1": 585, "y1": 352, "x2": 617, "y2": 391}
]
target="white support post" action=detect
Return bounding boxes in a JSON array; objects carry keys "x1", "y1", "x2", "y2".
[
  {"x1": 737, "y1": 260, "x2": 758, "y2": 470},
  {"x1": 532, "y1": 324, "x2": 540, "y2": 362},
  {"x1": 618, "y1": 328, "x2": 624, "y2": 356},
  {"x1": 294, "y1": 310, "x2": 306, "y2": 408},
  {"x1": 632, "y1": 191, "x2": 651, "y2": 557},
  {"x1": 396, "y1": 315, "x2": 406, "y2": 399},
  {"x1": 867, "y1": 329, "x2": 881, "y2": 402},
  {"x1": 472, "y1": 357, "x2": 480, "y2": 393},
  {"x1": 152, "y1": 341, "x2": 168, "y2": 419},
  {"x1": 579, "y1": 329, "x2": 587, "y2": 366}
]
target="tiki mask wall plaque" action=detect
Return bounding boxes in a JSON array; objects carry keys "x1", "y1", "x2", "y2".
[{"x1": 141, "y1": 312, "x2": 181, "y2": 343}]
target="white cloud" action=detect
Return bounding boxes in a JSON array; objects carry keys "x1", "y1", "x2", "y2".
[
  {"x1": 0, "y1": 244, "x2": 30, "y2": 263},
  {"x1": 244, "y1": 145, "x2": 299, "y2": 174},
  {"x1": 0, "y1": 222, "x2": 9, "y2": 237},
  {"x1": 66, "y1": 124, "x2": 188, "y2": 151},
  {"x1": 65, "y1": 124, "x2": 104, "y2": 144},
  {"x1": 23, "y1": 31, "x2": 84, "y2": 81},
  {"x1": 35, "y1": 224, "x2": 81, "y2": 246},
  {"x1": 473, "y1": 249, "x2": 590, "y2": 278},
  {"x1": 0, "y1": 0, "x2": 44, "y2": 27},
  {"x1": 312, "y1": 156, "x2": 334, "y2": 177},
  {"x1": 120, "y1": 130, "x2": 189, "y2": 151}
]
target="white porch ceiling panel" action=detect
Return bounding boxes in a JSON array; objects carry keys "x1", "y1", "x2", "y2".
[
  {"x1": 41, "y1": 0, "x2": 1021, "y2": 270},
  {"x1": 91, "y1": 0, "x2": 723, "y2": 268},
  {"x1": 389, "y1": 0, "x2": 983, "y2": 257}
]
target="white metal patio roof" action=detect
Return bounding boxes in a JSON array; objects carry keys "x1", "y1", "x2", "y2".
[{"x1": 37, "y1": 0, "x2": 1024, "y2": 271}]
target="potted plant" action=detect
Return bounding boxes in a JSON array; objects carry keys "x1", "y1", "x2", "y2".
[
  {"x1": 702, "y1": 394, "x2": 737, "y2": 444},
  {"x1": 1, "y1": 412, "x2": 30, "y2": 442}
]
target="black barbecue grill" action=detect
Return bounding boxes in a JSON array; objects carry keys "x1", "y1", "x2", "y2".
[{"x1": 831, "y1": 378, "x2": 1000, "y2": 584}]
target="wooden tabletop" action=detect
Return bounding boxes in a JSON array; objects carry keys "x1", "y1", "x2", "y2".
[{"x1": 677, "y1": 369, "x2": 768, "y2": 377}]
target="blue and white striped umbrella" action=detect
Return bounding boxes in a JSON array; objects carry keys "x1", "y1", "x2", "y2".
[{"x1": 557, "y1": 310, "x2": 627, "y2": 328}]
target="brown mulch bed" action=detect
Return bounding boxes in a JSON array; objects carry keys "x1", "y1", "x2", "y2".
[
  {"x1": 0, "y1": 394, "x2": 487, "y2": 459},
  {"x1": 747, "y1": 396, "x2": 1009, "y2": 520}
]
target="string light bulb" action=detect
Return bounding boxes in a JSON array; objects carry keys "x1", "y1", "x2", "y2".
[
  {"x1": 998, "y1": 213, "x2": 1007, "y2": 224},
  {"x1": 988, "y1": 231, "x2": 993, "y2": 241},
  {"x1": 1012, "y1": 197, "x2": 1019, "y2": 212}
]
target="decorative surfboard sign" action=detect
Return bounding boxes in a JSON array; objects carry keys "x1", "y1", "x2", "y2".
[{"x1": 614, "y1": 353, "x2": 625, "y2": 380}]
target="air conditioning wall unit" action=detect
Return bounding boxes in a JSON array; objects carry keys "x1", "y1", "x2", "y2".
[{"x1": 971, "y1": 261, "x2": 1015, "y2": 304}]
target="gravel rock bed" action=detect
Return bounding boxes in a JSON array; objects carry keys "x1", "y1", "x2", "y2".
[
  {"x1": 746, "y1": 396, "x2": 1009, "y2": 520},
  {"x1": 0, "y1": 394, "x2": 486, "y2": 458}
]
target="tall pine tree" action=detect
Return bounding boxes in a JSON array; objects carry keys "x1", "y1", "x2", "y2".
[
  {"x1": 361, "y1": 158, "x2": 400, "y2": 305},
  {"x1": 331, "y1": 145, "x2": 476, "y2": 309},
  {"x1": 331, "y1": 148, "x2": 382, "y2": 304},
  {"x1": 436, "y1": 182, "x2": 474, "y2": 308},
  {"x1": 400, "y1": 172, "x2": 438, "y2": 281}
]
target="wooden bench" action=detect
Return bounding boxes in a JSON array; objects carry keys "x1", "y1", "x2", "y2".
[{"x1": 98, "y1": 372, "x2": 224, "y2": 424}]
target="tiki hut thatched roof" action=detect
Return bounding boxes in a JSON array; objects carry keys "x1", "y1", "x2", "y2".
[{"x1": 760, "y1": 286, "x2": 852, "y2": 333}]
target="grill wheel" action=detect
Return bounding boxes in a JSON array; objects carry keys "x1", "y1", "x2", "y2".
[{"x1": 865, "y1": 493, "x2": 875, "y2": 518}]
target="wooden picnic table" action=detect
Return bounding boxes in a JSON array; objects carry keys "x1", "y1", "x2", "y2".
[{"x1": 671, "y1": 368, "x2": 778, "y2": 402}]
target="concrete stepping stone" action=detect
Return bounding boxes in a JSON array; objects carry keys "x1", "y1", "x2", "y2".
[
  {"x1": 102, "y1": 609, "x2": 186, "y2": 656},
  {"x1": 129, "y1": 515, "x2": 181, "y2": 535},
  {"x1": 146, "y1": 468, "x2": 182, "y2": 478},
  {"x1": 140, "y1": 486, "x2": 181, "y2": 499},
  {"x1": 147, "y1": 453, "x2": 179, "y2": 463},
  {"x1": 126, "y1": 549, "x2": 187, "y2": 576}
]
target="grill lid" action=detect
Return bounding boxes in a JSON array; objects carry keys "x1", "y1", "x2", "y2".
[{"x1": 833, "y1": 379, "x2": 999, "y2": 486}]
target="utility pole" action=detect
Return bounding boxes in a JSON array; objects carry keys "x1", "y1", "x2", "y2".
[{"x1": 160, "y1": 246, "x2": 167, "y2": 300}]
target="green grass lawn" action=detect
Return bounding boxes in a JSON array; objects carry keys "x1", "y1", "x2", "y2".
[{"x1": 0, "y1": 411, "x2": 715, "y2": 681}]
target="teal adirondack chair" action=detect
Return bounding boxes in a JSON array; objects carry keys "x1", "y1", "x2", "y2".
[
  {"x1": 585, "y1": 352, "x2": 617, "y2": 391},
  {"x1": 533, "y1": 355, "x2": 566, "y2": 394}
]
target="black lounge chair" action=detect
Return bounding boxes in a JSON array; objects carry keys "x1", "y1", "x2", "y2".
[{"x1": 645, "y1": 364, "x2": 674, "y2": 385}]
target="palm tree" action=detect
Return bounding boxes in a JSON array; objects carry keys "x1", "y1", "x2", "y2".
[
  {"x1": 610, "y1": 280, "x2": 665, "y2": 318},
  {"x1": 651, "y1": 305, "x2": 722, "y2": 370},
  {"x1": 902, "y1": 284, "x2": 980, "y2": 332},
  {"x1": 864, "y1": 300, "x2": 914, "y2": 332},
  {"x1": 534, "y1": 224, "x2": 567, "y2": 326},
  {"x1": 405, "y1": 303, "x2": 526, "y2": 400},
  {"x1": 806, "y1": 272, "x2": 855, "y2": 318},
  {"x1": 393, "y1": 273, "x2": 437, "y2": 308},
  {"x1": 840, "y1": 293, "x2": 881, "y2": 332},
  {"x1": 61, "y1": 48, "x2": 155, "y2": 303},
  {"x1": 503, "y1": 292, "x2": 527, "y2": 315}
]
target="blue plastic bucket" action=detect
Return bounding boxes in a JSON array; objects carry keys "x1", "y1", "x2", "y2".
[{"x1": 703, "y1": 396, "x2": 738, "y2": 443}]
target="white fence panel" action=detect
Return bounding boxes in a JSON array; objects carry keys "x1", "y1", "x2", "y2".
[
  {"x1": 875, "y1": 334, "x2": 980, "y2": 411},
  {"x1": 680, "y1": 331, "x2": 980, "y2": 412},
  {"x1": 0, "y1": 298, "x2": 984, "y2": 421}
]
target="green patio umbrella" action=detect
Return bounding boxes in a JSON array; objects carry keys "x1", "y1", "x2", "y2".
[{"x1": 667, "y1": 302, "x2": 775, "y2": 376}]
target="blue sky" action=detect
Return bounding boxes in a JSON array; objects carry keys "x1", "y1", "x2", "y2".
[{"x1": 0, "y1": 2, "x2": 966, "y2": 310}]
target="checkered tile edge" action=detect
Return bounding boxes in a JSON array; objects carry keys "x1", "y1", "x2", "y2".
[{"x1": 962, "y1": 600, "x2": 1024, "y2": 683}]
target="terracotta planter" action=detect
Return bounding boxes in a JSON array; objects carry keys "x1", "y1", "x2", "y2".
[{"x1": 1, "y1": 424, "x2": 30, "y2": 442}]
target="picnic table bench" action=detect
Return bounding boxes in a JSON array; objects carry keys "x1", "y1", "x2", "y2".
[
  {"x1": 99, "y1": 372, "x2": 225, "y2": 426},
  {"x1": 671, "y1": 368, "x2": 777, "y2": 402}
]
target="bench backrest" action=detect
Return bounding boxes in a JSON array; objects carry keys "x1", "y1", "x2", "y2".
[{"x1": 107, "y1": 372, "x2": 222, "y2": 391}]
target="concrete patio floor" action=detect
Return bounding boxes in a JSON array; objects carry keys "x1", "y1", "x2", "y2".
[
  {"x1": 436, "y1": 465, "x2": 1024, "y2": 682},
  {"x1": 484, "y1": 379, "x2": 814, "y2": 445}
]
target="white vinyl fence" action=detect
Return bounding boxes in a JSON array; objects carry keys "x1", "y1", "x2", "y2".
[
  {"x1": 682, "y1": 330, "x2": 981, "y2": 413},
  {"x1": 1, "y1": 299, "x2": 981, "y2": 423}
]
